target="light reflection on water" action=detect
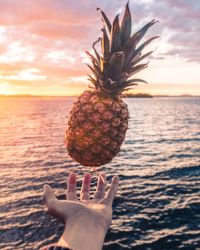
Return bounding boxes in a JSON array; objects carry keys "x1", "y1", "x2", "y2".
[{"x1": 0, "y1": 96, "x2": 200, "y2": 250}]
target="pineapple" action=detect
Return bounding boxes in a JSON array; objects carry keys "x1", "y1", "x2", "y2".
[{"x1": 65, "y1": 2, "x2": 158, "y2": 166}]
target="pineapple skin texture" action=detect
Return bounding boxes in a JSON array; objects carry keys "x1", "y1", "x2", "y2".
[{"x1": 65, "y1": 90, "x2": 129, "y2": 166}]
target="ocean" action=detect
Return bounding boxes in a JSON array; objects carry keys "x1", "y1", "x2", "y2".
[{"x1": 0, "y1": 96, "x2": 200, "y2": 250}]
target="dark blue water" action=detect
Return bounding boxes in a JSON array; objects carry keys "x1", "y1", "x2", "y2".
[{"x1": 0, "y1": 97, "x2": 200, "y2": 249}]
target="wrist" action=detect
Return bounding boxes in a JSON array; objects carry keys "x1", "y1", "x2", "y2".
[{"x1": 57, "y1": 217, "x2": 108, "y2": 250}]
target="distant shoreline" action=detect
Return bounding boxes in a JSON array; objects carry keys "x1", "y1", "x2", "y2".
[{"x1": 0, "y1": 94, "x2": 199, "y2": 98}]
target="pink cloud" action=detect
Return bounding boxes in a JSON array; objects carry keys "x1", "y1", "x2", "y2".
[
  {"x1": 0, "y1": 0, "x2": 98, "y2": 26},
  {"x1": 29, "y1": 22, "x2": 92, "y2": 39}
]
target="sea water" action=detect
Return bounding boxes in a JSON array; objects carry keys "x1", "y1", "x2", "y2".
[{"x1": 0, "y1": 97, "x2": 199, "y2": 249}]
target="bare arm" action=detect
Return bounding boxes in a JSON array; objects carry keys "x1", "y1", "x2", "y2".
[{"x1": 41, "y1": 173, "x2": 119, "y2": 250}]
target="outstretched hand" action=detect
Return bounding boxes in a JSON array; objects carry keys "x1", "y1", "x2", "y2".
[{"x1": 42, "y1": 173, "x2": 119, "y2": 250}]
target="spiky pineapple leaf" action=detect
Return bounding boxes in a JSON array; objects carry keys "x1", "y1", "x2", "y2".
[
  {"x1": 110, "y1": 14, "x2": 121, "y2": 53},
  {"x1": 93, "y1": 64, "x2": 104, "y2": 80},
  {"x1": 123, "y1": 20, "x2": 158, "y2": 52},
  {"x1": 86, "y1": 64, "x2": 98, "y2": 79},
  {"x1": 97, "y1": 8, "x2": 112, "y2": 33},
  {"x1": 99, "y1": 81, "x2": 112, "y2": 93},
  {"x1": 100, "y1": 57, "x2": 111, "y2": 77},
  {"x1": 123, "y1": 21, "x2": 158, "y2": 65},
  {"x1": 88, "y1": 74, "x2": 99, "y2": 89},
  {"x1": 106, "y1": 79, "x2": 118, "y2": 89},
  {"x1": 124, "y1": 78, "x2": 148, "y2": 85},
  {"x1": 100, "y1": 57, "x2": 106, "y2": 73},
  {"x1": 127, "y1": 63, "x2": 148, "y2": 73},
  {"x1": 132, "y1": 19, "x2": 158, "y2": 46},
  {"x1": 87, "y1": 4, "x2": 159, "y2": 96},
  {"x1": 130, "y1": 50, "x2": 154, "y2": 66},
  {"x1": 100, "y1": 57, "x2": 104, "y2": 72},
  {"x1": 88, "y1": 74, "x2": 96, "y2": 82},
  {"x1": 122, "y1": 87, "x2": 135, "y2": 92},
  {"x1": 109, "y1": 52, "x2": 125, "y2": 79},
  {"x1": 134, "y1": 36, "x2": 159, "y2": 57},
  {"x1": 125, "y1": 36, "x2": 158, "y2": 66},
  {"x1": 86, "y1": 63, "x2": 104, "y2": 81},
  {"x1": 85, "y1": 51, "x2": 99, "y2": 66},
  {"x1": 88, "y1": 58, "x2": 99, "y2": 73},
  {"x1": 113, "y1": 79, "x2": 141, "y2": 92},
  {"x1": 92, "y1": 38, "x2": 101, "y2": 63},
  {"x1": 125, "y1": 52, "x2": 141, "y2": 66},
  {"x1": 100, "y1": 86, "x2": 113, "y2": 94},
  {"x1": 121, "y1": 1, "x2": 132, "y2": 45},
  {"x1": 121, "y1": 82, "x2": 138, "y2": 88},
  {"x1": 123, "y1": 33, "x2": 139, "y2": 56},
  {"x1": 127, "y1": 63, "x2": 148, "y2": 77},
  {"x1": 111, "y1": 83, "x2": 138, "y2": 95},
  {"x1": 101, "y1": 27, "x2": 110, "y2": 59}
]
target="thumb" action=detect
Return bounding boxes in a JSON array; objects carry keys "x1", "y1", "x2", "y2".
[
  {"x1": 43, "y1": 185, "x2": 65, "y2": 221},
  {"x1": 43, "y1": 184, "x2": 57, "y2": 207},
  {"x1": 43, "y1": 185, "x2": 58, "y2": 208}
]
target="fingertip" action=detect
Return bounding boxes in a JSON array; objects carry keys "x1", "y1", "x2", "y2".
[
  {"x1": 100, "y1": 175, "x2": 106, "y2": 184},
  {"x1": 83, "y1": 173, "x2": 92, "y2": 182},
  {"x1": 68, "y1": 172, "x2": 76, "y2": 178},
  {"x1": 101, "y1": 173, "x2": 106, "y2": 180},
  {"x1": 43, "y1": 185, "x2": 57, "y2": 206},
  {"x1": 101, "y1": 173, "x2": 106, "y2": 178},
  {"x1": 68, "y1": 172, "x2": 77, "y2": 184},
  {"x1": 84, "y1": 173, "x2": 91, "y2": 178},
  {"x1": 112, "y1": 175, "x2": 119, "y2": 184},
  {"x1": 43, "y1": 184, "x2": 51, "y2": 192},
  {"x1": 97, "y1": 172, "x2": 106, "y2": 182}
]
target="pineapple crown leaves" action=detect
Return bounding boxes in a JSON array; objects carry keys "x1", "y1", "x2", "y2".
[{"x1": 86, "y1": 1, "x2": 159, "y2": 96}]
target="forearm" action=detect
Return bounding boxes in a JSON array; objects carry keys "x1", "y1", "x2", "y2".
[{"x1": 57, "y1": 218, "x2": 107, "y2": 250}]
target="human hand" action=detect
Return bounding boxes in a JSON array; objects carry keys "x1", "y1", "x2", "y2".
[{"x1": 42, "y1": 173, "x2": 119, "y2": 250}]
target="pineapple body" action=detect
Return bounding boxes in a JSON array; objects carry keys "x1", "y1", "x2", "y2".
[
  {"x1": 66, "y1": 90, "x2": 129, "y2": 166},
  {"x1": 65, "y1": 3, "x2": 158, "y2": 166}
]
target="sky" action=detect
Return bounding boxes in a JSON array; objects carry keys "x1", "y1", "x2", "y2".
[{"x1": 0, "y1": 0, "x2": 199, "y2": 96}]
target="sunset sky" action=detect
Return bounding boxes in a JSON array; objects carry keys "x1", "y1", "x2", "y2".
[{"x1": 0, "y1": 0, "x2": 199, "y2": 96}]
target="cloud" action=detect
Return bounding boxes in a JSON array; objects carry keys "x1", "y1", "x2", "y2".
[
  {"x1": 0, "y1": 0, "x2": 97, "y2": 25},
  {"x1": 0, "y1": 0, "x2": 199, "y2": 96},
  {"x1": 29, "y1": 22, "x2": 92, "y2": 39},
  {"x1": 144, "y1": 0, "x2": 200, "y2": 62}
]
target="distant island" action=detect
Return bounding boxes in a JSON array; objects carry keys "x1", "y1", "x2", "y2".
[{"x1": 124, "y1": 93, "x2": 200, "y2": 98}]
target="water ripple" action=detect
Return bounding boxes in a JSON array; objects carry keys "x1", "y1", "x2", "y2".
[{"x1": 0, "y1": 97, "x2": 200, "y2": 249}]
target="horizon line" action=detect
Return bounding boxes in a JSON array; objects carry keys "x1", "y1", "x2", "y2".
[{"x1": 0, "y1": 94, "x2": 199, "y2": 98}]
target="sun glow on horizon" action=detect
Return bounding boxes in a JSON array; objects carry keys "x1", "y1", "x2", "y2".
[{"x1": 0, "y1": 82, "x2": 16, "y2": 95}]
